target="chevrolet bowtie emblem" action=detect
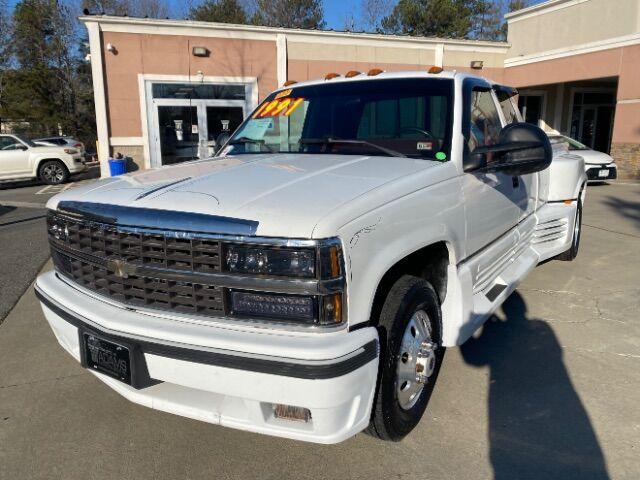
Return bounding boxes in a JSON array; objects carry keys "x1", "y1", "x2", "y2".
[{"x1": 109, "y1": 259, "x2": 137, "y2": 279}]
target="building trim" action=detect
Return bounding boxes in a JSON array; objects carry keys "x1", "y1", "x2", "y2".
[
  {"x1": 80, "y1": 16, "x2": 509, "y2": 52},
  {"x1": 617, "y1": 98, "x2": 640, "y2": 105},
  {"x1": 505, "y1": 0, "x2": 592, "y2": 23},
  {"x1": 86, "y1": 22, "x2": 110, "y2": 178},
  {"x1": 110, "y1": 136, "x2": 144, "y2": 146},
  {"x1": 505, "y1": 32, "x2": 640, "y2": 67},
  {"x1": 276, "y1": 34, "x2": 288, "y2": 87}
]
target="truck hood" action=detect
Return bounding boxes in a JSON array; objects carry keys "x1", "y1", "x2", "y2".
[{"x1": 47, "y1": 154, "x2": 441, "y2": 238}]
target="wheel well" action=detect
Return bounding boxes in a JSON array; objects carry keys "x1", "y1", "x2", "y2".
[{"x1": 369, "y1": 242, "x2": 451, "y2": 327}]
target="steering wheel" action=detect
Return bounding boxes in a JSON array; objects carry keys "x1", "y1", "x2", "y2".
[{"x1": 400, "y1": 127, "x2": 435, "y2": 139}]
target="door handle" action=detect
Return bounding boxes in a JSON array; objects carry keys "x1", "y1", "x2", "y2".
[{"x1": 512, "y1": 176, "x2": 520, "y2": 188}]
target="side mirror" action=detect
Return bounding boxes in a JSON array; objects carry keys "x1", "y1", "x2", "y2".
[
  {"x1": 18, "y1": 145, "x2": 28, "y2": 151},
  {"x1": 465, "y1": 123, "x2": 552, "y2": 175}
]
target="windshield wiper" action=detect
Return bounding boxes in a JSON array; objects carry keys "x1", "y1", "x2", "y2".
[
  {"x1": 300, "y1": 138, "x2": 406, "y2": 158},
  {"x1": 228, "y1": 137, "x2": 275, "y2": 153}
]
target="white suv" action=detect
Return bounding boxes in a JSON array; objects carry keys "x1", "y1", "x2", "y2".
[{"x1": 0, "y1": 134, "x2": 86, "y2": 184}]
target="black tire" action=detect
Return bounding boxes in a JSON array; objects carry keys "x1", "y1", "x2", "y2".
[
  {"x1": 366, "y1": 275, "x2": 445, "y2": 441},
  {"x1": 556, "y1": 197, "x2": 583, "y2": 261},
  {"x1": 38, "y1": 160, "x2": 69, "y2": 185}
]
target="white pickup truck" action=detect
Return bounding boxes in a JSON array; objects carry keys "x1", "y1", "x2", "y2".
[{"x1": 35, "y1": 70, "x2": 586, "y2": 444}]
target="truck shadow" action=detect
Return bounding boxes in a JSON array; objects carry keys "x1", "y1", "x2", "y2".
[{"x1": 460, "y1": 291, "x2": 610, "y2": 480}]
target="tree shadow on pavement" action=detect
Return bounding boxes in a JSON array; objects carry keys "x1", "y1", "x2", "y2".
[
  {"x1": 603, "y1": 191, "x2": 640, "y2": 230},
  {"x1": 0, "y1": 205, "x2": 16, "y2": 218},
  {"x1": 460, "y1": 291, "x2": 610, "y2": 480}
]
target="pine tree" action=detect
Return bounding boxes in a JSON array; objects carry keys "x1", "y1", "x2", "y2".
[
  {"x1": 251, "y1": 0, "x2": 324, "y2": 29},
  {"x1": 189, "y1": 0, "x2": 248, "y2": 23},
  {"x1": 381, "y1": 0, "x2": 487, "y2": 38}
]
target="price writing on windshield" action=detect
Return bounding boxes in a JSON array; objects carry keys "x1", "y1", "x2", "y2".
[{"x1": 252, "y1": 97, "x2": 305, "y2": 118}]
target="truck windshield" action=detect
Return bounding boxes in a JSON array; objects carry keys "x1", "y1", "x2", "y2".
[{"x1": 225, "y1": 78, "x2": 453, "y2": 160}]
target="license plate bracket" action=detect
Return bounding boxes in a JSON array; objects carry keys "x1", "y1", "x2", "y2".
[{"x1": 82, "y1": 332, "x2": 132, "y2": 385}]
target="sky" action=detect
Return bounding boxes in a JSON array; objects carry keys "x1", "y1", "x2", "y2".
[{"x1": 5, "y1": 0, "x2": 545, "y2": 31}]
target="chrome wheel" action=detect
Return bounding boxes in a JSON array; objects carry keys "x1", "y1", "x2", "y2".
[
  {"x1": 42, "y1": 163, "x2": 65, "y2": 184},
  {"x1": 396, "y1": 309, "x2": 437, "y2": 410}
]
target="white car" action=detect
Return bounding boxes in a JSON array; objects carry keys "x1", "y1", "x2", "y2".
[
  {"x1": 0, "y1": 134, "x2": 86, "y2": 184},
  {"x1": 549, "y1": 134, "x2": 617, "y2": 182},
  {"x1": 33, "y1": 136, "x2": 86, "y2": 156},
  {"x1": 35, "y1": 70, "x2": 586, "y2": 444}
]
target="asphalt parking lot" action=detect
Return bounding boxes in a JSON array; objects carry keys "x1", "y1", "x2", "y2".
[{"x1": 0, "y1": 182, "x2": 638, "y2": 480}]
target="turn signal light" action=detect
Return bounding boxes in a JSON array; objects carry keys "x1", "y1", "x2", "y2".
[
  {"x1": 325, "y1": 72, "x2": 340, "y2": 80},
  {"x1": 345, "y1": 70, "x2": 362, "y2": 78},
  {"x1": 428, "y1": 66, "x2": 443, "y2": 74},
  {"x1": 367, "y1": 68, "x2": 384, "y2": 76}
]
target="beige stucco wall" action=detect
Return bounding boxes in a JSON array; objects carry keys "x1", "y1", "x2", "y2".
[
  {"x1": 507, "y1": 0, "x2": 640, "y2": 58},
  {"x1": 287, "y1": 41, "x2": 437, "y2": 65}
]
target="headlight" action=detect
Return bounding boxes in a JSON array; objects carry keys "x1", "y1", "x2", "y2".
[
  {"x1": 225, "y1": 245, "x2": 315, "y2": 277},
  {"x1": 64, "y1": 148, "x2": 78, "y2": 154}
]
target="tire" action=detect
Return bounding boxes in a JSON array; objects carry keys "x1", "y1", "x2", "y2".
[
  {"x1": 366, "y1": 275, "x2": 445, "y2": 441},
  {"x1": 556, "y1": 196, "x2": 583, "y2": 261},
  {"x1": 39, "y1": 160, "x2": 69, "y2": 185}
]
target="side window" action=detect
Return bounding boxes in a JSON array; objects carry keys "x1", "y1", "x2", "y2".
[
  {"x1": 496, "y1": 91, "x2": 519, "y2": 124},
  {"x1": 469, "y1": 89, "x2": 502, "y2": 151},
  {"x1": 0, "y1": 137, "x2": 18, "y2": 150}
]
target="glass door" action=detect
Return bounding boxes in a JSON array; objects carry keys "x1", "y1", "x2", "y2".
[
  {"x1": 157, "y1": 105, "x2": 199, "y2": 166},
  {"x1": 205, "y1": 106, "x2": 245, "y2": 157}
]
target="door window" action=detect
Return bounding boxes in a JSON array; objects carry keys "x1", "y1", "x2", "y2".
[
  {"x1": 469, "y1": 89, "x2": 502, "y2": 151},
  {"x1": 1, "y1": 137, "x2": 18, "y2": 150},
  {"x1": 496, "y1": 91, "x2": 519, "y2": 124}
]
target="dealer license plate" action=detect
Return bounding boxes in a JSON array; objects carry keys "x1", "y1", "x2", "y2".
[{"x1": 83, "y1": 333, "x2": 132, "y2": 384}]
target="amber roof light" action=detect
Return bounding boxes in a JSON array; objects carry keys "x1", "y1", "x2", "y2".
[
  {"x1": 325, "y1": 72, "x2": 340, "y2": 80},
  {"x1": 283, "y1": 80, "x2": 298, "y2": 86},
  {"x1": 367, "y1": 68, "x2": 384, "y2": 76},
  {"x1": 345, "y1": 70, "x2": 362, "y2": 78},
  {"x1": 428, "y1": 66, "x2": 443, "y2": 74}
]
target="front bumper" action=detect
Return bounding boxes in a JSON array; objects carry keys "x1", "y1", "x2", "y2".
[
  {"x1": 586, "y1": 163, "x2": 617, "y2": 181},
  {"x1": 35, "y1": 271, "x2": 379, "y2": 444}
]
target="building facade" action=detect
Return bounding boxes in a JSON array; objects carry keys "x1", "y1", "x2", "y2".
[{"x1": 82, "y1": 0, "x2": 640, "y2": 179}]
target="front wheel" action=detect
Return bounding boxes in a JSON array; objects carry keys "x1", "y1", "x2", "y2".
[
  {"x1": 556, "y1": 196, "x2": 583, "y2": 261},
  {"x1": 366, "y1": 275, "x2": 445, "y2": 441},
  {"x1": 39, "y1": 160, "x2": 69, "y2": 185}
]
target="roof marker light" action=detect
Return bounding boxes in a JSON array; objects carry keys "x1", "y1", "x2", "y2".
[
  {"x1": 283, "y1": 80, "x2": 298, "y2": 86},
  {"x1": 345, "y1": 70, "x2": 362, "y2": 78},
  {"x1": 367, "y1": 68, "x2": 384, "y2": 76},
  {"x1": 428, "y1": 66, "x2": 443, "y2": 74},
  {"x1": 325, "y1": 72, "x2": 340, "y2": 80}
]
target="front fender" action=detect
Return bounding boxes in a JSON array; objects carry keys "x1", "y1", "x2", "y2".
[
  {"x1": 336, "y1": 175, "x2": 465, "y2": 329},
  {"x1": 546, "y1": 153, "x2": 587, "y2": 201}
]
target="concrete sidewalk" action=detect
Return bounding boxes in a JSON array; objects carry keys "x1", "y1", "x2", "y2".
[{"x1": 0, "y1": 184, "x2": 638, "y2": 480}]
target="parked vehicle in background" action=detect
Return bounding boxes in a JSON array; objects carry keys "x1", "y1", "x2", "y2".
[
  {"x1": 549, "y1": 134, "x2": 617, "y2": 182},
  {"x1": 33, "y1": 136, "x2": 86, "y2": 156},
  {"x1": 36, "y1": 71, "x2": 586, "y2": 444},
  {"x1": 0, "y1": 134, "x2": 86, "y2": 184}
]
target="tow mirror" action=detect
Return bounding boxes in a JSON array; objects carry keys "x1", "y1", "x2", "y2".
[{"x1": 465, "y1": 123, "x2": 552, "y2": 175}]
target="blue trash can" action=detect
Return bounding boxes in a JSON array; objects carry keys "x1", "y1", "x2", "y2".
[{"x1": 108, "y1": 158, "x2": 127, "y2": 176}]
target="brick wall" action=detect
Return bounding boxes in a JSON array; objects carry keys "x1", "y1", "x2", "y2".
[{"x1": 610, "y1": 143, "x2": 640, "y2": 180}]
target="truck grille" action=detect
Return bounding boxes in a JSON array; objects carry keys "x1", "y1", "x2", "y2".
[{"x1": 48, "y1": 213, "x2": 225, "y2": 316}]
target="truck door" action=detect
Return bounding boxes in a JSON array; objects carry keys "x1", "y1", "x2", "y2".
[
  {"x1": 494, "y1": 86, "x2": 537, "y2": 222},
  {"x1": 460, "y1": 81, "x2": 520, "y2": 257}
]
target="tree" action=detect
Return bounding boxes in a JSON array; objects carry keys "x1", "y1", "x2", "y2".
[
  {"x1": 3, "y1": 0, "x2": 95, "y2": 145},
  {"x1": 472, "y1": 0, "x2": 504, "y2": 40},
  {"x1": 81, "y1": 0, "x2": 169, "y2": 18},
  {"x1": 0, "y1": 0, "x2": 11, "y2": 126},
  {"x1": 501, "y1": 0, "x2": 529, "y2": 39},
  {"x1": 251, "y1": 0, "x2": 325, "y2": 29},
  {"x1": 381, "y1": 0, "x2": 487, "y2": 38},
  {"x1": 189, "y1": 0, "x2": 248, "y2": 23},
  {"x1": 360, "y1": 0, "x2": 394, "y2": 33}
]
